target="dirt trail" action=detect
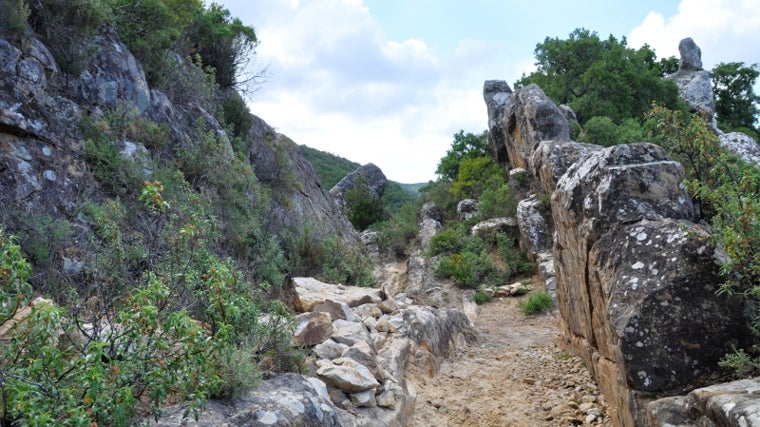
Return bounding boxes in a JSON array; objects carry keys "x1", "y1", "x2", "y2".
[{"x1": 405, "y1": 291, "x2": 612, "y2": 427}]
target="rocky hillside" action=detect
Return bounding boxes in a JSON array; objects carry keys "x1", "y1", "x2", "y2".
[{"x1": 483, "y1": 38, "x2": 760, "y2": 427}]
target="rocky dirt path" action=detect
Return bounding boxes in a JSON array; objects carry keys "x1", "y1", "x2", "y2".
[{"x1": 406, "y1": 296, "x2": 612, "y2": 427}]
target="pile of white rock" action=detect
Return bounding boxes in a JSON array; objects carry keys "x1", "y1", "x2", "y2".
[{"x1": 290, "y1": 277, "x2": 476, "y2": 426}]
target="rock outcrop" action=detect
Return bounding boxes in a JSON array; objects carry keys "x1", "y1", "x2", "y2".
[
  {"x1": 666, "y1": 38, "x2": 717, "y2": 131},
  {"x1": 0, "y1": 26, "x2": 362, "y2": 281},
  {"x1": 243, "y1": 115, "x2": 362, "y2": 247},
  {"x1": 483, "y1": 77, "x2": 752, "y2": 426},
  {"x1": 330, "y1": 162, "x2": 387, "y2": 207},
  {"x1": 648, "y1": 377, "x2": 760, "y2": 426}
]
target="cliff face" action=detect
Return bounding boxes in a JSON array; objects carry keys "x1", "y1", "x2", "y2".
[
  {"x1": 484, "y1": 67, "x2": 751, "y2": 427},
  {"x1": 0, "y1": 26, "x2": 360, "y2": 286}
]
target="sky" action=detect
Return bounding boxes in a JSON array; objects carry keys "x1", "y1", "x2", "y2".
[{"x1": 217, "y1": 0, "x2": 760, "y2": 183}]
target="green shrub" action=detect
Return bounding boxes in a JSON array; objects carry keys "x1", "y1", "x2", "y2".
[
  {"x1": 374, "y1": 201, "x2": 420, "y2": 257},
  {"x1": 474, "y1": 290, "x2": 491, "y2": 305},
  {"x1": 344, "y1": 180, "x2": 385, "y2": 231},
  {"x1": 27, "y1": 0, "x2": 110, "y2": 76},
  {"x1": 451, "y1": 156, "x2": 506, "y2": 200},
  {"x1": 518, "y1": 290, "x2": 554, "y2": 314},
  {"x1": 429, "y1": 224, "x2": 469, "y2": 256},
  {"x1": 0, "y1": 0, "x2": 30, "y2": 39},
  {"x1": 477, "y1": 183, "x2": 516, "y2": 219},
  {"x1": 435, "y1": 250, "x2": 495, "y2": 289},
  {"x1": 719, "y1": 347, "x2": 760, "y2": 377},
  {"x1": 496, "y1": 233, "x2": 535, "y2": 279},
  {"x1": 220, "y1": 90, "x2": 254, "y2": 139}
]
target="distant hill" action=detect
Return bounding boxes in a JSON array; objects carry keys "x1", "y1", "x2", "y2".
[
  {"x1": 298, "y1": 145, "x2": 419, "y2": 211},
  {"x1": 299, "y1": 145, "x2": 360, "y2": 189}
]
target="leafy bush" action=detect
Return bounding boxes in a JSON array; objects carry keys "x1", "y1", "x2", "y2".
[
  {"x1": 451, "y1": 156, "x2": 505, "y2": 200},
  {"x1": 719, "y1": 347, "x2": 760, "y2": 378},
  {"x1": 344, "y1": 180, "x2": 385, "y2": 231},
  {"x1": 477, "y1": 183, "x2": 516, "y2": 219},
  {"x1": 220, "y1": 89, "x2": 253, "y2": 139},
  {"x1": 374, "y1": 201, "x2": 420, "y2": 257},
  {"x1": 0, "y1": 0, "x2": 30, "y2": 39},
  {"x1": 518, "y1": 291, "x2": 554, "y2": 314},
  {"x1": 497, "y1": 233, "x2": 535, "y2": 279},
  {"x1": 287, "y1": 226, "x2": 374, "y2": 287},
  {"x1": 474, "y1": 290, "x2": 491, "y2": 305},
  {"x1": 428, "y1": 224, "x2": 470, "y2": 257},
  {"x1": 582, "y1": 116, "x2": 646, "y2": 147},
  {"x1": 435, "y1": 250, "x2": 495, "y2": 289}
]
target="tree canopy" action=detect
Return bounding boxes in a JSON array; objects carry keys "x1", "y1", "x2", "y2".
[
  {"x1": 516, "y1": 28, "x2": 682, "y2": 125},
  {"x1": 435, "y1": 130, "x2": 491, "y2": 181},
  {"x1": 712, "y1": 62, "x2": 760, "y2": 133}
]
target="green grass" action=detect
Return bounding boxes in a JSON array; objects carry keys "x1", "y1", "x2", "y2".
[{"x1": 518, "y1": 290, "x2": 554, "y2": 314}]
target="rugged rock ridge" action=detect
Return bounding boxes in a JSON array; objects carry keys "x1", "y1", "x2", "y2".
[
  {"x1": 0, "y1": 27, "x2": 360, "y2": 267},
  {"x1": 484, "y1": 40, "x2": 752, "y2": 426}
]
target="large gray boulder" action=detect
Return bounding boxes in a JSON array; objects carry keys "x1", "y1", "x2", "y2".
[
  {"x1": 667, "y1": 38, "x2": 717, "y2": 130},
  {"x1": 496, "y1": 84, "x2": 571, "y2": 170},
  {"x1": 678, "y1": 37, "x2": 703, "y2": 71},
  {"x1": 418, "y1": 202, "x2": 442, "y2": 251},
  {"x1": 144, "y1": 374, "x2": 351, "y2": 426},
  {"x1": 74, "y1": 25, "x2": 151, "y2": 114},
  {"x1": 483, "y1": 80, "x2": 513, "y2": 165},
  {"x1": 648, "y1": 377, "x2": 760, "y2": 427},
  {"x1": 553, "y1": 143, "x2": 749, "y2": 426},
  {"x1": 330, "y1": 163, "x2": 387, "y2": 207}
]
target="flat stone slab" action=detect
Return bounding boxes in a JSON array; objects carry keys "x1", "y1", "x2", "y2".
[{"x1": 292, "y1": 277, "x2": 384, "y2": 313}]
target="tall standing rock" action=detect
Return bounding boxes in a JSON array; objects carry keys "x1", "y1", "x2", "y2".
[
  {"x1": 666, "y1": 38, "x2": 717, "y2": 131},
  {"x1": 498, "y1": 84, "x2": 571, "y2": 171},
  {"x1": 483, "y1": 80, "x2": 513, "y2": 165}
]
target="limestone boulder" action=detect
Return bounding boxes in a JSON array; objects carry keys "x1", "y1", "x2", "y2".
[
  {"x1": 292, "y1": 311, "x2": 333, "y2": 346},
  {"x1": 588, "y1": 219, "x2": 748, "y2": 421},
  {"x1": 678, "y1": 37, "x2": 703, "y2": 71},
  {"x1": 648, "y1": 377, "x2": 760, "y2": 427},
  {"x1": 418, "y1": 203, "x2": 443, "y2": 251},
  {"x1": 498, "y1": 84, "x2": 571, "y2": 170},
  {"x1": 314, "y1": 339, "x2": 349, "y2": 361},
  {"x1": 316, "y1": 358, "x2": 380, "y2": 392},
  {"x1": 470, "y1": 217, "x2": 518, "y2": 240},
  {"x1": 483, "y1": 80, "x2": 513, "y2": 165},
  {"x1": 667, "y1": 38, "x2": 717, "y2": 130},
  {"x1": 331, "y1": 319, "x2": 373, "y2": 348},
  {"x1": 144, "y1": 374, "x2": 351, "y2": 426},
  {"x1": 330, "y1": 163, "x2": 387, "y2": 207},
  {"x1": 552, "y1": 142, "x2": 750, "y2": 426},
  {"x1": 516, "y1": 195, "x2": 552, "y2": 255},
  {"x1": 532, "y1": 139, "x2": 601, "y2": 193},
  {"x1": 457, "y1": 199, "x2": 479, "y2": 220},
  {"x1": 291, "y1": 277, "x2": 384, "y2": 313},
  {"x1": 313, "y1": 299, "x2": 358, "y2": 322},
  {"x1": 719, "y1": 132, "x2": 760, "y2": 167}
]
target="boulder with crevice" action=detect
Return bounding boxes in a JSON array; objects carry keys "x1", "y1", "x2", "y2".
[{"x1": 483, "y1": 80, "x2": 513, "y2": 165}]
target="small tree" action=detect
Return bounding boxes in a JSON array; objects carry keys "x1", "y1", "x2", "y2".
[
  {"x1": 436, "y1": 130, "x2": 491, "y2": 181},
  {"x1": 344, "y1": 180, "x2": 384, "y2": 231},
  {"x1": 712, "y1": 62, "x2": 760, "y2": 132}
]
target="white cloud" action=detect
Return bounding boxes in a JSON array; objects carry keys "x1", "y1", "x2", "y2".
[
  {"x1": 234, "y1": 0, "x2": 504, "y2": 182},
  {"x1": 628, "y1": 0, "x2": 760, "y2": 68}
]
